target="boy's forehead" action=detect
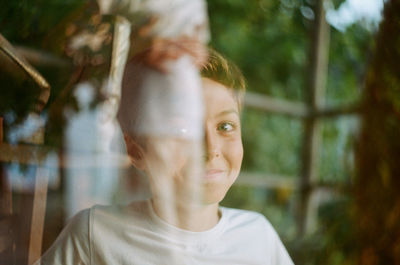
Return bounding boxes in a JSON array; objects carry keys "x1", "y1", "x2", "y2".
[
  {"x1": 202, "y1": 77, "x2": 226, "y2": 89},
  {"x1": 202, "y1": 78, "x2": 239, "y2": 106},
  {"x1": 202, "y1": 78, "x2": 234, "y2": 98},
  {"x1": 202, "y1": 78, "x2": 239, "y2": 114}
]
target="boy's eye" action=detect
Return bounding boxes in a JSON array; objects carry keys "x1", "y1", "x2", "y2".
[{"x1": 217, "y1": 122, "x2": 235, "y2": 132}]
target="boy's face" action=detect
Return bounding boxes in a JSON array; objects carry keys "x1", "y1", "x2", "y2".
[
  {"x1": 127, "y1": 78, "x2": 243, "y2": 205},
  {"x1": 201, "y1": 78, "x2": 243, "y2": 204}
]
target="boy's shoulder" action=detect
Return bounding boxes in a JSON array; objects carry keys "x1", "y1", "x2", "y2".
[
  {"x1": 220, "y1": 206, "x2": 270, "y2": 224},
  {"x1": 219, "y1": 207, "x2": 294, "y2": 264},
  {"x1": 219, "y1": 206, "x2": 277, "y2": 236},
  {"x1": 220, "y1": 205, "x2": 265, "y2": 218}
]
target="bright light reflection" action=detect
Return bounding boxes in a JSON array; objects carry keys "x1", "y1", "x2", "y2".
[{"x1": 326, "y1": 0, "x2": 385, "y2": 31}]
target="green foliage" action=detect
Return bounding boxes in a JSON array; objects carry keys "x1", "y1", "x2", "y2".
[
  {"x1": 207, "y1": 0, "x2": 311, "y2": 101},
  {"x1": 241, "y1": 109, "x2": 302, "y2": 176},
  {"x1": 0, "y1": 0, "x2": 84, "y2": 46},
  {"x1": 208, "y1": 0, "x2": 377, "y2": 264},
  {"x1": 289, "y1": 198, "x2": 357, "y2": 265},
  {"x1": 326, "y1": 23, "x2": 373, "y2": 105},
  {"x1": 331, "y1": 0, "x2": 347, "y2": 9},
  {"x1": 318, "y1": 116, "x2": 358, "y2": 182}
]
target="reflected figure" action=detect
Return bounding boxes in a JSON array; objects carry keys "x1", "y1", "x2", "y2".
[
  {"x1": 64, "y1": 82, "x2": 121, "y2": 219},
  {"x1": 35, "y1": 50, "x2": 294, "y2": 265}
]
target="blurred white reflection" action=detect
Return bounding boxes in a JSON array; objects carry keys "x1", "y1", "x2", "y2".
[
  {"x1": 7, "y1": 113, "x2": 45, "y2": 145},
  {"x1": 6, "y1": 152, "x2": 59, "y2": 192},
  {"x1": 326, "y1": 0, "x2": 385, "y2": 31},
  {"x1": 64, "y1": 82, "x2": 122, "y2": 219}
]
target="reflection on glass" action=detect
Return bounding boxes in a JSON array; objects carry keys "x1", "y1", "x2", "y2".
[{"x1": 5, "y1": 0, "x2": 394, "y2": 263}]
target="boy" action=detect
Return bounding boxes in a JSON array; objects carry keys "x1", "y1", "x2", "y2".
[{"x1": 36, "y1": 50, "x2": 294, "y2": 265}]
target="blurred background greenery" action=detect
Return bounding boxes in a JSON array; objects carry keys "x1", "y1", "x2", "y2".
[
  {"x1": 206, "y1": 0, "x2": 381, "y2": 264},
  {"x1": 1, "y1": 0, "x2": 396, "y2": 264}
]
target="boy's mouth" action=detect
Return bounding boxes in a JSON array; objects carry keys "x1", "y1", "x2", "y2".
[{"x1": 205, "y1": 169, "x2": 225, "y2": 179}]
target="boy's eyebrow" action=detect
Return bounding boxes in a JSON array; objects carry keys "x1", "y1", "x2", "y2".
[{"x1": 215, "y1": 109, "x2": 239, "y2": 118}]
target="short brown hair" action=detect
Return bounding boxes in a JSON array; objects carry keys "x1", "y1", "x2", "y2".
[{"x1": 200, "y1": 48, "x2": 246, "y2": 109}]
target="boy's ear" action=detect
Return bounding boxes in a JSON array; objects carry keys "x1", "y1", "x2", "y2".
[{"x1": 123, "y1": 134, "x2": 146, "y2": 170}]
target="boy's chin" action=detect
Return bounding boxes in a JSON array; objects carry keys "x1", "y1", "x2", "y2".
[
  {"x1": 200, "y1": 185, "x2": 230, "y2": 205},
  {"x1": 173, "y1": 188, "x2": 228, "y2": 206},
  {"x1": 151, "y1": 180, "x2": 232, "y2": 206}
]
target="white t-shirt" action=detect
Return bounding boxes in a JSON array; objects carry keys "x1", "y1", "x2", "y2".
[{"x1": 36, "y1": 200, "x2": 294, "y2": 265}]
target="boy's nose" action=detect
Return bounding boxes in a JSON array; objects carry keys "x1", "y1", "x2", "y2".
[{"x1": 204, "y1": 129, "x2": 220, "y2": 160}]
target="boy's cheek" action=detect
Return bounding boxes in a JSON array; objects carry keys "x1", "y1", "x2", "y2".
[
  {"x1": 145, "y1": 139, "x2": 202, "y2": 177},
  {"x1": 226, "y1": 139, "x2": 244, "y2": 164}
]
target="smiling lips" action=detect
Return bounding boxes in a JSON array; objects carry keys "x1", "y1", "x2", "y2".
[{"x1": 205, "y1": 169, "x2": 225, "y2": 179}]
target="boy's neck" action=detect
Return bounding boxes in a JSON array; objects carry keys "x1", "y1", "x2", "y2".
[{"x1": 150, "y1": 198, "x2": 220, "y2": 232}]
